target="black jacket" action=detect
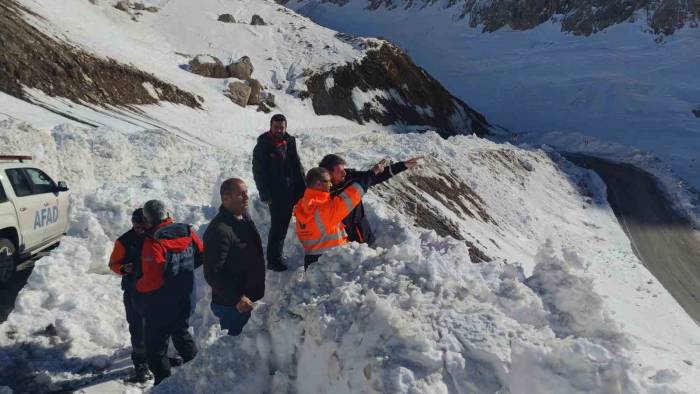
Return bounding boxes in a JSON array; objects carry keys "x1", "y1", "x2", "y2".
[
  {"x1": 331, "y1": 162, "x2": 407, "y2": 245},
  {"x1": 203, "y1": 207, "x2": 265, "y2": 307},
  {"x1": 252, "y1": 132, "x2": 306, "y2": 204},
  {"x1": 116, "y1": 229, "x2": 144, "y2": 292}
]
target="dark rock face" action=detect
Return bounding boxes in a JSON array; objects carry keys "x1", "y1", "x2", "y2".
[
  {"x1": 693, "y1": 108, "x2": 700, "y2": 118},
  {"x1": 218, "y1": 13, "x2": 236, "y2": 23},
  {"x1": 374, "y1": 160, "x2": 493, "y2": 263},
  {"x1": 304, "y1": 43, "x2": 491, "y2": 136},
  {"x1": 250, "y1": 14, "x2": 266, "y2": 25},
  {"x1": 0, "y1": 0, "x2": 199, "y2": 108},
  {"x1": 278, "y1": 0, "x2": 700, "y2": 37},
  {"x1": 114, "y1": 0, "x2": 130, "y2": 12}
]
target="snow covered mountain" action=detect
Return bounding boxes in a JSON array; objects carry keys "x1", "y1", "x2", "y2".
[
  {"x1": 279, "y1": 0, "x2": 700, "y2": 37},
  {"x1": 280, "y1": 0, "x2": 700, "y2": 194},
  {"x1": 0, "y1": 0, "x2": 491, "y2": 136},
  {"x1": 0, "y1": 0, "x2": 699, "y2": 393}
]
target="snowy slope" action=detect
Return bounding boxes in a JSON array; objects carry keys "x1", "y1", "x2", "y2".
[
  {"x1": 281, "y1": 1, "x2": 700, "y2": 197},
  {"x1": 0, "y1": 0, "x2": 699, "y2": 393},
  {"x1": 2, "y1": 112, "x2": 700, "y2": 392},
  {"x1": 8, "y1": 0, "x2": 367, "y2": 140},
  {"x1": 5, "y1": 0, "x2": 488, "y2": 138}
]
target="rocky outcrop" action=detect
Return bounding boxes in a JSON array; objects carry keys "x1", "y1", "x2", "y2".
[
  {"x1": 186, "y1": 54, "x2": 267, "y2": 109},
  {"x1": 250, "y1": 14, "x2": 266, "y2": 25},
  {"x1": 247, "y1": 79, "x2": 263, "y2": 105},
  {"x1": 693, "y1": 108, "x2": 700, "y2": 118},
  {"x1": 304, "y1": 43, "x2": 491, "y2": 136},
  {"x1": 226, "y1": 56, "x2": 253, "y2": 80},
  {"x1": 374, "y1": 159, "x2": 493, "y2": 263},
  {"x1": 218, "y1": 13, "x2": 236, "y2": 23},
  {"x1": 187, "y1": 55, "x2": 254, "y2": 80},
  {"x1": 0, "y1": 0, "x2": 199, "y2": 108},
  {"x1": 278, "y1": 0, "x2": 700, "y2": 38},
  {"x1": 226, "y1": 81, "x2": 252, "y2": 107},
  {"x1": 114, "y1": 0, "x2": 129, "y2": 11},
  {"x1": 187, "y1": 55, "x2": 228, "y2": 78}
]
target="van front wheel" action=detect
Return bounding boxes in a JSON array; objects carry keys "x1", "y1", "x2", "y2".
[{"x1": 0, "y1": 238, "x2": 17, "y2": 286}]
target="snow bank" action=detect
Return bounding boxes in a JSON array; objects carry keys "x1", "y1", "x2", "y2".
[
  {"x1": 0, "y1": 119, "x2": 246, "y2": 391},
  {"x1": 2, "y1": 118, "x2": 699, "y2": 392},
  {"x1": 156, "y1": 231, "x2": 652, "y2": 393}
]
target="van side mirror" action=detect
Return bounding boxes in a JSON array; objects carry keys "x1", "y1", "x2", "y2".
[{"x1": 55, "y1": 181, "x2": 69, "y2": 192}]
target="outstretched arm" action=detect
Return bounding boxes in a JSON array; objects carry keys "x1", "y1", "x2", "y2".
[{"x1": 370, "y1": 156, "x2": 423, "y2": 186}]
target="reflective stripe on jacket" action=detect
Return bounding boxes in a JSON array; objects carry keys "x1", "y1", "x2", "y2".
[{"x1": 293, "y1": 182, "x2": 365, "y2": 256}]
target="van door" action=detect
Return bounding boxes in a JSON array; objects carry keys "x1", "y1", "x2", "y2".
[
  {"x1": 21, "y1": 168, "x2": 64, "y2": 247},
  {"x1": 0, "y1": 179, "x2": 20, "y2": 233},
  {"x1": 4, "y1": 168, "x2": 43, "y2": 251}
]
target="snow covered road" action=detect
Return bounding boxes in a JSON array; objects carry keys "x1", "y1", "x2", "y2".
[{"x1": 568, "y1": 154, "x2": 700, "y2": 325}]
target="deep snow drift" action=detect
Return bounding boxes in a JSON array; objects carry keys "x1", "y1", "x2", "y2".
[
  {"x1": 1, "y1": 114, "x2": 699, "y2": 392},
  {"x1": 0, "y1": 0, "x2": 699, "y2": 392}
]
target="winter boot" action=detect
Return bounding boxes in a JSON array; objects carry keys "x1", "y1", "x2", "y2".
[
  {"x1": 266, "y1": 258, "x2": 288, "y2": 272},
  {"x1": 126, "y1": 364, "x2": 153, "y2": 384}
]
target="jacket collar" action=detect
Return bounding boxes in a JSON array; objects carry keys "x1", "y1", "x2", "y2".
[
  {"x1": 218, "y1": 206, "x2": 248, "y2": 224},
  {"x1": 147, "y1": 218, "x2": 173, "y2": 237}
]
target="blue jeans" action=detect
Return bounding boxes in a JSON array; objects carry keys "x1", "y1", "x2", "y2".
[{"x1": 211, "y1": 303, "x2": 251, "y2": 336}]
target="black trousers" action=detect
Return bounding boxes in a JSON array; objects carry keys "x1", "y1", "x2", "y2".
[
  {"x1": 140, "y1": 290, "x2": 197, "y2": 385},
  {"x1": 267, "y1": 200, "x2": 294, "y2": 263},
  {"x1": 123, "y1": 290, "x2": 147, "y2": 369}
]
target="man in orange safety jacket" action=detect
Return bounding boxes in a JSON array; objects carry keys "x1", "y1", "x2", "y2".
[{"x1": 294, "y1": 166, "x2": 376, "y2": 269}]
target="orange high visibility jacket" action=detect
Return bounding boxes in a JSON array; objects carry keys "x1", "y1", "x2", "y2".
[{"x1": 294, "y1": 182, "x2": 366, "y2": 256}]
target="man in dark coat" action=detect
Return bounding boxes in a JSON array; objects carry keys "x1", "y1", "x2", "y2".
[
  {"x1": 252, "y1": 114, "x2": 306, "y2": 271},
  {"x1": 319, "y1": 154, "x2": 422, "y2": 245},
  {"x1": 108, "y1": 208, "x2": 151, "y2": 383},
  {"x1": 203, "y1": 178, "x2": 265, "y2": 335}
]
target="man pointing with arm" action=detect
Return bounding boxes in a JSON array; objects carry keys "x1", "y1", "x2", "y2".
[
  {"x1": 294, "y1": 167, "x2": 376, "y2": 270},
  {"x1": 319, "y1": 155, "x2": 422, "y2": 245}
]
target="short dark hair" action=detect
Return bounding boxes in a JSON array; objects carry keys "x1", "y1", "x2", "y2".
[
  {"x1": 220, "y1": 178, "x2": 244, "y2": 197},
  {"x1": 318, "y1": 154, "x2": 346, "y2": 171},
  {"x1": 131, "y1": 208, "x2": 146, "y2": 224},
  {"x1": 305, "y1": 167, "x2": 329, "y2": 186},
  {"x1": 270, "y1": 114, "x2": 286, "y2": 125}
]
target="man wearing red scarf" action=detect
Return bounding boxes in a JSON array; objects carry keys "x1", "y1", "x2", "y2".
[{"x1": 252, "y1": 114, "x2": 306, "y2": 271}]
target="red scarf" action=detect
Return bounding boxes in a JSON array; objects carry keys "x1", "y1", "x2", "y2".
[{"x1": 268, "y1": 131, "x2": 287, "y2": 148}]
